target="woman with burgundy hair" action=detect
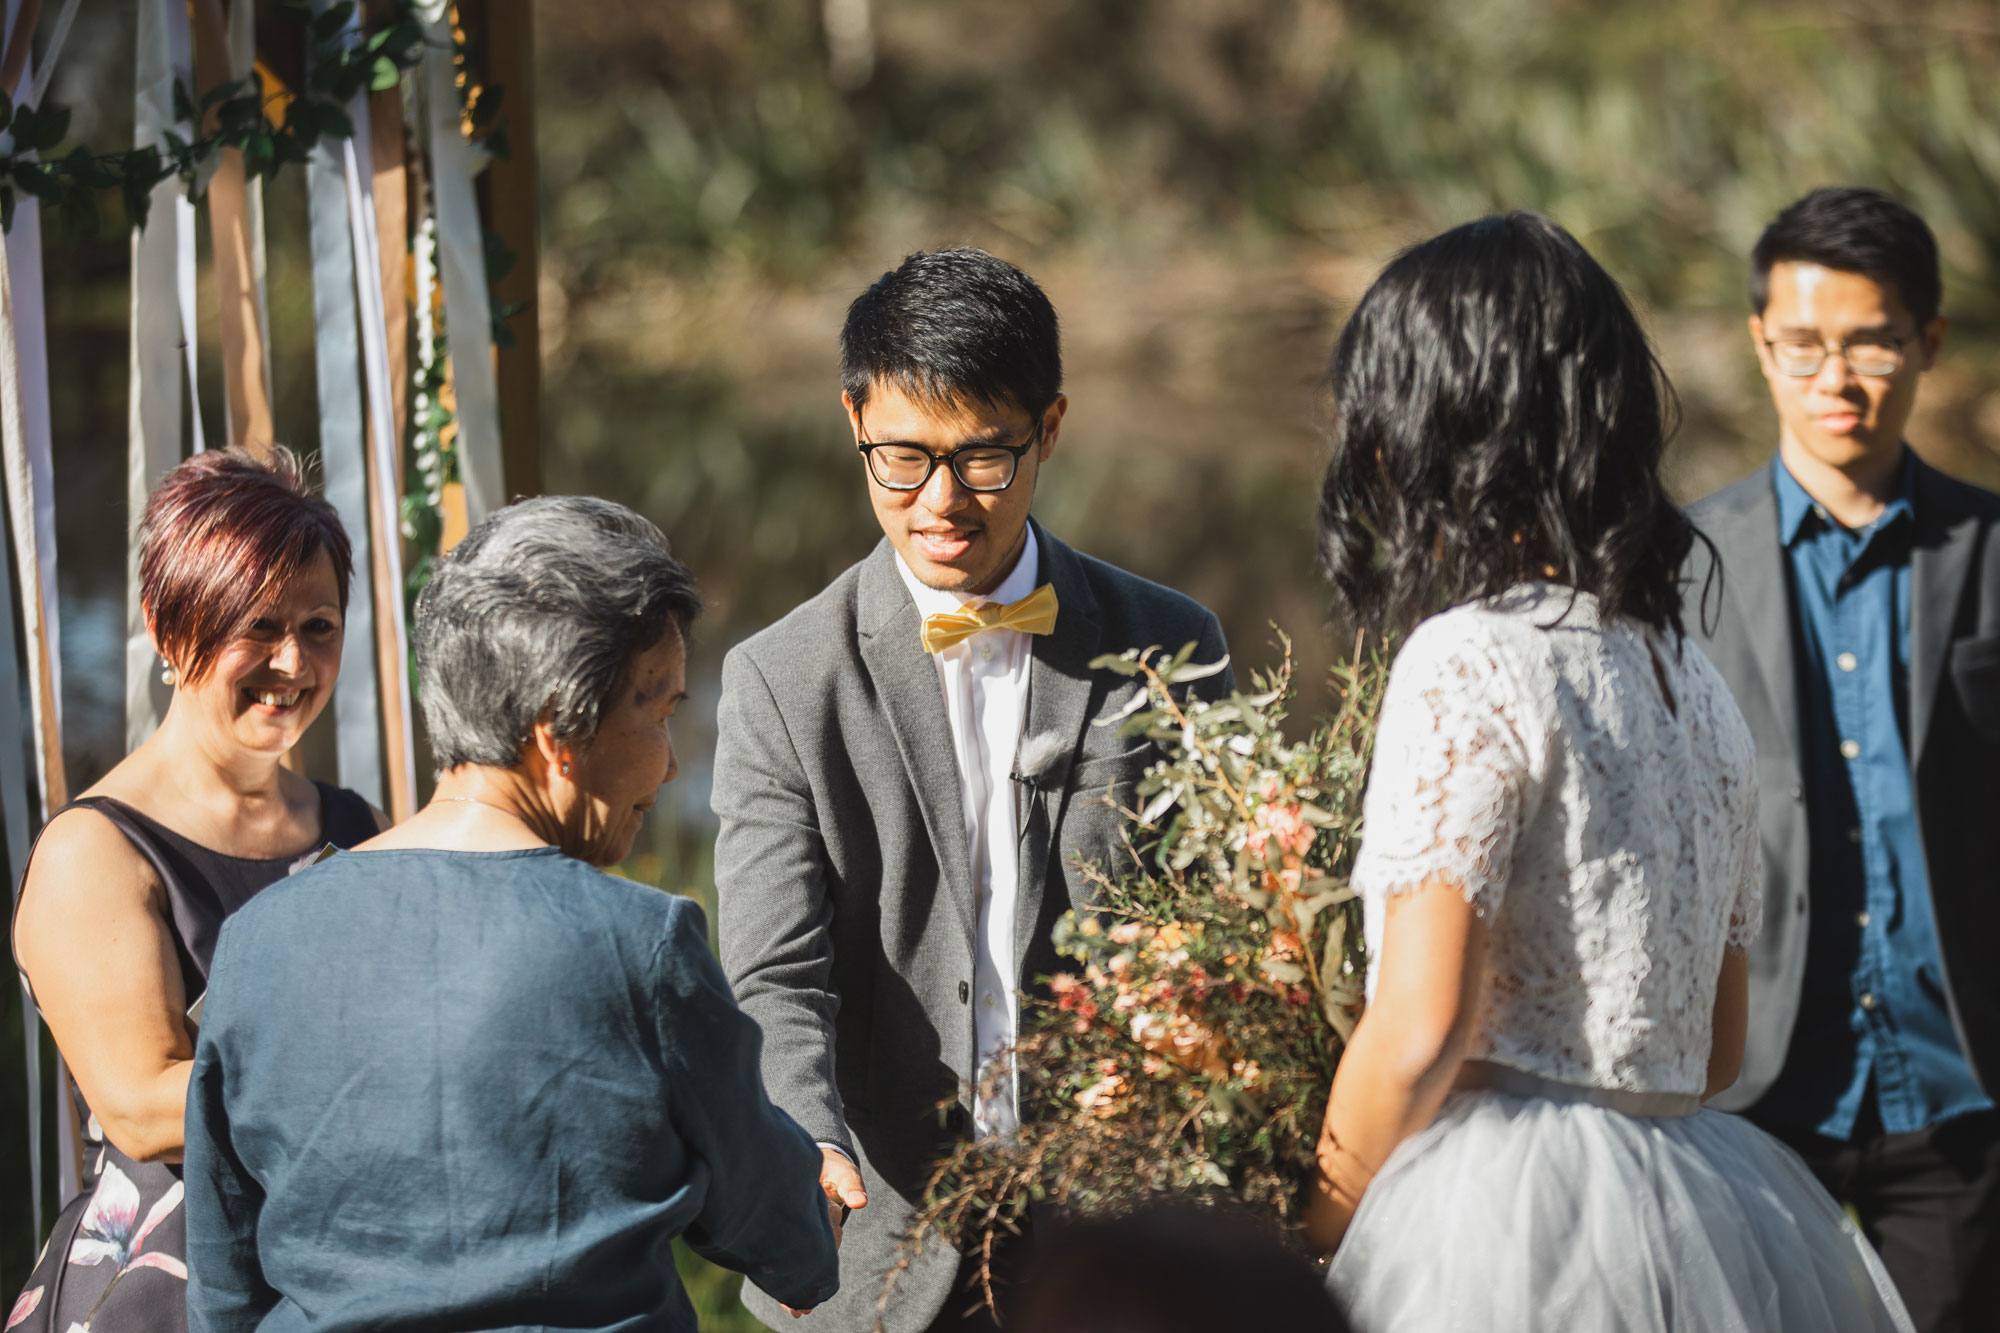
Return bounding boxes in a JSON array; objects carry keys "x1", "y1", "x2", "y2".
[{"x1": 10, "y1": 447, "x2": 383, "y2": 1333}]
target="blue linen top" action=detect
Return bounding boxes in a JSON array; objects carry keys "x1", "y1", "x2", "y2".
[
  {"x1": 1758, "y1": 455, "x2": 1992, "y2": 1139},
  {"x1": 184, "y1": 846, "x2": 839, "y2": 1333}
]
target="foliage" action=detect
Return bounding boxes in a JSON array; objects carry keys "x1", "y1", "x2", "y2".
[
  {"x1": 895, "y1": 634, "x2": 1386, "y2": 1306},
  {"x1": 0, "y1": 0, "x2": 431, "y2": 234}
]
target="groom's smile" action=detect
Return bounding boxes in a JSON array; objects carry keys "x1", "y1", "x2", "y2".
[{"x1": 844, "y1": 378, "x2": 1065, "y2": 597}]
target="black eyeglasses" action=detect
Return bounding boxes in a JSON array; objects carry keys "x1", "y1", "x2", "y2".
[
  {"x1": 1763, "y1": 335, "x2": 1908, "y2": 378},
  {"x1": 857, "y1": 420, "x2": 1042, "y2": 493}
]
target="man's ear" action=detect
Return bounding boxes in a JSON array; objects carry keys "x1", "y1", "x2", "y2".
[
  {"x1": 1918, "y1": 315, "x2": 1947, "y2": 371},
  {"x1": 1747, "y1": 315, "x2": 1772, "y2": 375},
  {"x1": 1038, "y1": 394, "x2": 1068, "y2": 462},
  {"x1": 841, "y1": 390, "x2": 861, "y2": 440}
]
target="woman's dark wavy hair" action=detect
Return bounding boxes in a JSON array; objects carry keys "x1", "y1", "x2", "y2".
[{"x1": 1318, "y1": 212, "x2": 1704, "y2": 642}]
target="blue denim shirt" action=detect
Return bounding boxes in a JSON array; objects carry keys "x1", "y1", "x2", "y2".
[{"x1": 1758, "y1": 454, "x2": 1992, "y2": 1139}]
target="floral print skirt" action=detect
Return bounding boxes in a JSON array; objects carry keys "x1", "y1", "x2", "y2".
[{"x1": 7, "y1": 1133, "x2": 188, "y2": 1333}]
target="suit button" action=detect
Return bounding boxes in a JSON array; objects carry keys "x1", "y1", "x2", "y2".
[
  {"x1": 959, "y1": 981, "x2": 970, "y2": 1004},
  {"x1": 1840, "y1": 739, "x2": 1861, "y2": 760},
  {"x1": 1795, "y1": 894, "x2": 1807, "y2": 914}
]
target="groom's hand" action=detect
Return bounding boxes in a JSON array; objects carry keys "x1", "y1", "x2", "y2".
[
  {"x1": 781, "y1": 1150, "x2": 870, "y2": 1319},
  {"x1": 820, "y1": 1146, "x2": 869, "y2": 1231}
]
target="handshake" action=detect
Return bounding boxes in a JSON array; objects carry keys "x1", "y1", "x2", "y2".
[{"x1": 783, "y1": 1146, "x2": 869, "y2": 1319}]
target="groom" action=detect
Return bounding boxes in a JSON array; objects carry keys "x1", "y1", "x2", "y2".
[{"x1": 713, "y1": 247, "x2": 1231, "y2": 1332}]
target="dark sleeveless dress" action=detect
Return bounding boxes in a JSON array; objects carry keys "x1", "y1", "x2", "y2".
[{"x1": 8, "y1": 783, "x2": 377, "y2": 1333}]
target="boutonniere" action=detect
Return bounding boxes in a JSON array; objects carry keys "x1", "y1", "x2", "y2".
[{"x1": 1011, "y1": 731, "x2": 1072, "y2": 793}]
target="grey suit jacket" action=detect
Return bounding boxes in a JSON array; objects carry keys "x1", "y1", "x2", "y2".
[
  {"x1": 712, "y1": 523, "x2": 1231, "y2": 1332},
  {"x1": 1686, "y1": 455, "x2": 2000, "y2": 1113}
]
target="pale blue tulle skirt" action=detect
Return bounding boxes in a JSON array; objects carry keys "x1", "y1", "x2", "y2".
[{"x1": 1326, "y1": 1085, "x2": 1913, "y2": 1333}]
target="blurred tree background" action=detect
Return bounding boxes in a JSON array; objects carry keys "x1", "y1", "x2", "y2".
[{"x1": 7, "y1": 0, "x2": 2000, "y2": 1317}]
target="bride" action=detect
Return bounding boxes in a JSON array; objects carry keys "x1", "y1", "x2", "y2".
[{"x1": 1304, "y1": 212, "x2": 1912, "y2": 1331}]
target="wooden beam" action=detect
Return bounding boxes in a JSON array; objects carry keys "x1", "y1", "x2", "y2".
[
  {"x1": 369, "y1": 84, "x2": 410, "y2": 488},
  {"x1": 195, "y1": 0, "x2": 276, "y2": 456}
]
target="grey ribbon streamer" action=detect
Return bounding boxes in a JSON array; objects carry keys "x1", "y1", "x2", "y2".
[
  {"x1": 0, "y1": 435, "x2": 42, "y2": 1241},
  {"x1": 307, "y1": 130, "x2": 385, "y2": 806},
  {"x1": 0, "y1": 474, "x2": 38, "y2": 1232},
  {"x1": 417, "y1": 17, "x2": 504, "y2": 524}
]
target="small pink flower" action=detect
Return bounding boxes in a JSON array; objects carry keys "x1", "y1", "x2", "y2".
[{"x1": 1266, "y1": 804, "x2": 1316, "y2": 858}]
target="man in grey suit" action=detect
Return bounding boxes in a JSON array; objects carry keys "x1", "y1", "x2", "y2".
[
  {"x1": 1688, "y1": 188, "x2": 2000, "y2": 1329},
  {"x1": 712, "y1": 248, "x2": 1231, "y2": 1332}
]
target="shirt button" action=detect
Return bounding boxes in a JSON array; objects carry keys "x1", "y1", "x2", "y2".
[
  {"x1": 1856, "y1": 911, "x2": 1871, "y2": 928},
  {"x1": 980, "y1": 642, "x2": 994, "y2": 662},
  {"x1": 1859, "y1": 992, "x2": 1878, "y2": 1012},
  {"x1": 1836, "y1": 652, "x2": 1858, "y2": 673},
  {"x1": 983, "y1": 992, "x2": 999, "y2": 1010},
  {"x1": 1840, "y1": 739, "x2": 1861, "y2": 760},
  {"x1": 1789, "y1": 784, "x2": 1804, "y2": 803}
]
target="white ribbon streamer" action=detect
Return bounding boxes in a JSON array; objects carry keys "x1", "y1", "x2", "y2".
[
  {"x1": 2, "y1": 0, "x2": 77, "y2": 1220},
  {"x1": 126, "y1": 0, "x2": 198, "y2": 752},
  {"x1": 307, "y1": 122, "x2": 384, "y2": 806},
  {"x1": 22, "y1": 0, "x2": 80, "y2": 110},
  {"x1": 418, "y1": 17, "x2": 504, "y2": 524},
  {"x1": 341, "y1": 103, "x2": 418, "y2": 808}
]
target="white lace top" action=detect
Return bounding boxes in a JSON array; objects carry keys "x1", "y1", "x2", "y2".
[{"x1": 1353, "y1": 583, "x2": 1763, "y2": 1097}]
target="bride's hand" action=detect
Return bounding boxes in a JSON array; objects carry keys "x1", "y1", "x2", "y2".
[{"x1": 1303, "y1": 1132, "x2": 1371, "y2": 1256}]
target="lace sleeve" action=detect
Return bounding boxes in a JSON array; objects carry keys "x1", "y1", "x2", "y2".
[
  {"x1": 1351, "y1": 614, "x2": 1546, "y2": 919},
  {"x1": 1725, "y1": 765, "x2": 1764, "y2": 950}
]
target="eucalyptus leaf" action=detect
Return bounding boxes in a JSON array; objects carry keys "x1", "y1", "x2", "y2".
[
  {"x1": 316, "y1": 102, "x2": 356, "y2": 139},
  {"x1": 312, "y1": 1, "x2": 357, "y2": 44}
]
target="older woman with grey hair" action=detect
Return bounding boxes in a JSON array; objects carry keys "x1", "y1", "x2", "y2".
[{"x1": 180, "y1": 497, "x2": 839, "y2": 1333}]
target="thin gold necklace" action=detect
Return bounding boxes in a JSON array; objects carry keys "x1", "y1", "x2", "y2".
[{"x1": 433, "y1": 794, "x2": 531, "y2": 822}]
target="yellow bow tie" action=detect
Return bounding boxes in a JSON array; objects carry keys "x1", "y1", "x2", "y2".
[{"x1": 920, "y1": 583, "x2": 1060, "y2": 654}]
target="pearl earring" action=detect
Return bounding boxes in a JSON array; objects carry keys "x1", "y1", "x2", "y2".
[{"x1": 160, "y1": 660, "x2": 178, "y2": 687}]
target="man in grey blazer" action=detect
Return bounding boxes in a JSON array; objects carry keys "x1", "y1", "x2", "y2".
[
  {"x1": 1688, "y1": 188, "x2": 2000, "y2": 1329},
  {"x1": 712, "y1": 248, "x2": 1231, "y2": 1332}
]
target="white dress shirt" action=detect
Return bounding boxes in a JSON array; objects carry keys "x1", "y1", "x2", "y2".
[{"x1": 894, "y1": 524, "x2": 1040, "y2": 1137}]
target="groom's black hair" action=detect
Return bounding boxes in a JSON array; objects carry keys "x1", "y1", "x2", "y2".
[
  {"x1": 840, "y1": 247, "x2": 1062, "y2": 418},
  {"x1": 1318, "y1": 211, "x2": 1707, "y2": 641},
  {"x1": 1751, "y1": 187, "x2": 1940, "y2": 326}
]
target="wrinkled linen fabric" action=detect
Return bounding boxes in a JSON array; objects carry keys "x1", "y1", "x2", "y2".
[{"x1": 1329, "y1": 583, "x2": 1912, "y2": 1331}]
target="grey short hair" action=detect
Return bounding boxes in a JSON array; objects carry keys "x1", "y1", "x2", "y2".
[{"x1": 413, "y1": 496, "x2": 702, "y2": 770}]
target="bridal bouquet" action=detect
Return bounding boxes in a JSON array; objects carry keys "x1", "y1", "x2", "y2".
[{"x1": 900, "y1": 634, "x2": 1386, "y2": 1283}]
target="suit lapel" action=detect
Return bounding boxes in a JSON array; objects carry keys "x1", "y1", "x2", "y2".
[
  {"x1": 1710, "y1": 468, "x2": 1803, "y2": 763},
  {"x1": 1014, "y1": 524, "x2": 1102, "y2": 981},
  {"x1": 856, "y1": 540, "x2": 976, "y2": 940},
  {"x1": 1910, "y1": 458, "x2": 1978, "y2": 768}
]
